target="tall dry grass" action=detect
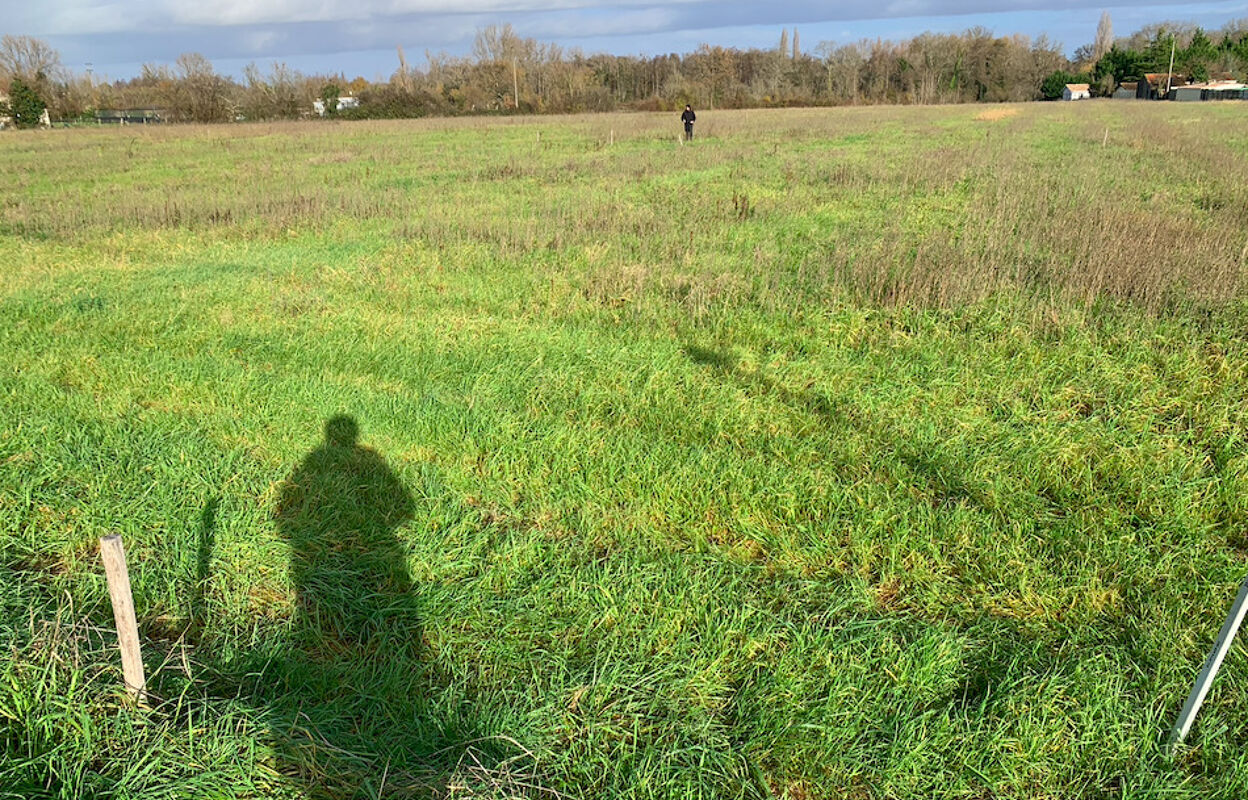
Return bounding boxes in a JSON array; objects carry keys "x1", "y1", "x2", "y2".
[{"x1": 3, "y1": 104, "x2": 1245, "y2": 315}]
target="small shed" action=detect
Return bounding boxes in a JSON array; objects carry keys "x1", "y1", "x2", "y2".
[
  {"x1": 95, "y1": 108, "x2": 165, "y2": 124},
  {"x1": 1137, "y1": 73, "x2": 1188, "y2": 99},
  {"x1": 1113, "y1": 82, "x2": 1138, "y2": 99},
  {"x1": 1062, "y1": 83, "x2": 1091, "y2": 101},
  {"x1": 1174, "y1": 81, "x2": 1248, "y2": 102}
]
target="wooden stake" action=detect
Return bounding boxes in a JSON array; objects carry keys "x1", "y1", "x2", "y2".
[
  {"x1": 609, "y1": 129, "x2": 614, "y2": 147},
  {"x1": 1169, "y1": 574, "x2": 1248, "y2": 747},
  {"x1": 100, "y1": 535, "x2": 146, "y2": 703}
]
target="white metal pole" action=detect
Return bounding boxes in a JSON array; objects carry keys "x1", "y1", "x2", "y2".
[
  {"x1": 1169, "y1": 575, "x2": 1248, "y2": 746},
  {"x1": 1165, "y1": 38, "x2": 1176, "y2": 96}
]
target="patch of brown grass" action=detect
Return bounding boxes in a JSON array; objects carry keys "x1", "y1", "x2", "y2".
[{"x1": 974, "y1": 107, "x2": 1019, "y2": 122}]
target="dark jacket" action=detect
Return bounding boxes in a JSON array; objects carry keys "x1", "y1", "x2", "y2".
[{"x1": 681, "y1": 109, "x2": 696, "y2": 124}]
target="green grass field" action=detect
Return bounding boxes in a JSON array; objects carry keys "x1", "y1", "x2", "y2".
[{"x1": 3, "y1": 103, "x2": 1248, "y2": 798}]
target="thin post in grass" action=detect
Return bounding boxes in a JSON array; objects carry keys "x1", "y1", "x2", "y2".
[
  {"x1": 1169, "y1": 574, "x2": 1248, "y2": 747},
  {"x1": 99, "y1": 534, "x2": 147, "y2": 703},
  {"x1": 512, "y1": 58, "x2": 519, "y2": 112}
]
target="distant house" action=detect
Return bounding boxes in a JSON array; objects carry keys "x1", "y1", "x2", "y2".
[
  {"x1": 95, "y1": 108, "x2": 165, "y2": 124},
  {"x1": 1062, "y1": 83, "x2": 1091, "y2": 101},
  {"x1": 1113, "y1": 82, "x2": 1138, "y2": 99},
  {"x1": 1172, "y1": 85, "x2": 1203, "y2": 102},
  {"x1": 1126, "y1": 73, "x2": 1247, "y2": 101},
  {"x1": 1208, "y1": 83, "x2": 1248, "y2": 101},
  {"x1": 1173, "y1": 81, "x2": 1248, "y2": 102},
  {"x1": 313, "y1": 96, "x2": 360, "y2": 116},
  {"x1": 1137, "y1": 73, "x2": 1188, "y2": 99}
]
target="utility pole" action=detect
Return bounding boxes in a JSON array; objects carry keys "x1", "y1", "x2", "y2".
[
  {"x1": 1165, "y1": 37, "x2": 1176, "y2": 96},
  {"x1": 513, "y1": 58, "x2": 520, "y2": 111}
]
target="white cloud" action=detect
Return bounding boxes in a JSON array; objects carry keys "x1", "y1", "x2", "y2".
[
  {"x1": 159, "y1": 0, "x2": 700, "y2": 28},
  {"x1": 18, "y1": 0, "x2": 155, "y2": 35}
]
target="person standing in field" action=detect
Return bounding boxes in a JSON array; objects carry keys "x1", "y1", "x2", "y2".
[{"x1": 681, "y1": 105, "x2": 696, "y2": 141}]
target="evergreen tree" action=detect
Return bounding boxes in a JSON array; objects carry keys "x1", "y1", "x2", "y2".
[
  {"x1": 1040, "y1": 70, "x2": 1084, "y2": 99},
  {"x1": 8, "y1": 77, "x2": 46, "y2": 128},
  {"x1": 1094, "y1": 46, "x2": 1148, "y2": 83},
  {"x1": 1182, "y1": 29, "x2": 1217, "y2": 81},
  {"x1": 320, "y1": 83, "x2": 342, "y2": 116},
  {"x1": 1143, "y1": 29, "x2": 1177, "y2": 73}
]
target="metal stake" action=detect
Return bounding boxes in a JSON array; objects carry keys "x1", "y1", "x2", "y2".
[{"x1": 1169, "y1": 575, "x2": 1248, "y2": 746}]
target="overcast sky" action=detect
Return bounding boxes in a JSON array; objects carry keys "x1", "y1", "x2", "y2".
[{"x1": 3, "y1": 0, "x2": 1244, "y2": 81}]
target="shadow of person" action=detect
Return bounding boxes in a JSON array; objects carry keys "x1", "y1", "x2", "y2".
[
  {"x1": 264, "y1": 415, "x2": 450, "y2": 796},
  {"x1": 177, "y1": 416, "x2": 516, "y2": 796},
  {"x1": 277, "y1": 415, "x2": 418, "y2": 654}
]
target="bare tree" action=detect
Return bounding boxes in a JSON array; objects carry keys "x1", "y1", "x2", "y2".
[
  {"x1": 0, "y1": 35, "x2": 62, "y2": 87},
  {"x1": 471, "y1": 24, "x2": 539, "y2": 109},
  {"x1": 818, "y1": 41, "x2": 865, "y2": 103},
  {"x1": 243, "y1": 61, "x2": 304, "y2": 119},
  {"x1": 167, "y1": 53, "x2": 234, "y2": 122},
  {"x1": 1094, "y1": 11, "x2": 1115, "y2": 61},
  {"x1": 473, "y1": 24, "x2": 532, "y2": 65}
]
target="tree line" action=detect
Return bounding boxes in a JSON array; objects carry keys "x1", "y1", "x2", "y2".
[{"x1": 1, "y1": 17, "x2": 1246, "y2": 127}]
